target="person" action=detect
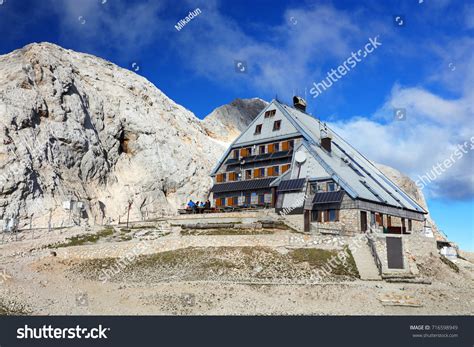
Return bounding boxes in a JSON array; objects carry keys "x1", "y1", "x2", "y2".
[
  {"x1": 204, "y1": 200, "x2": 211, "y2": 209},
  {"x1": 187, "y1": 200, "x2": 196, "y2": 210}
]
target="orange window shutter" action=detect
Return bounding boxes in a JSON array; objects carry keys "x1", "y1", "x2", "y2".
[
  {"x1": 268, "y1": 167, "x2": 273, "y2": 176},
  {"x1": 282, "y1": 141, "x2": 289, "y2": 151},
  {"x1": 240, "y1": 148, "x2": 246, "y2": 157},
  {"x1": 268, "y1": 144, "x2": 274, "y2": 153},
  {"x1": 226, "y1": 197, "x2": 233, "y2": 206},
  {"x1": 216, "y1": 174, "x2": 222, "y2": 183},
  {"x1": 254, "y1": 169, "x2": 260, "y2": 178},
  {"x1": 282, "y1": 164, "x2": 290, "y2": 173}
]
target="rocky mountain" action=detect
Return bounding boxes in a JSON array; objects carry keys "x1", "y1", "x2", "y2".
[
  {"x1": 0, "y1": 42, "x2": 439, "y2": 234},
  {"x1": 202, "y1": 98, "x2": 268, "y2": 143},
  {"x1": 0, "y1": 42, "x2": 230, "y2": 228}
]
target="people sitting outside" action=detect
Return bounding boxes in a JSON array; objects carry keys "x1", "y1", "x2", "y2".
[
  {"x1": 186, "y1": 200, "x2": 196, "y2": 213},
  {"x1": 185, "y1": 199, "x2": 212, "y2": 213}
]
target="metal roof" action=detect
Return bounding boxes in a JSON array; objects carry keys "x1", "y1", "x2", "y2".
[
  {"x1": 312, "y1": 190, "x2": 345, "y2": 204},
  {"x1": 280, "y1": 103, "x2": 427, "y2": 214},
  {"x1": 277, "y1": 178, "x2": 306, "y2": 192},
  {"x1": 210, "y1": 178, "x2": 275, "y2": 193}
]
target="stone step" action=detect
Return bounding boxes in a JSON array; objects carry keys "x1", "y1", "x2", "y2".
[{"x1": 349, "y1": 239, "x2": 382, "y2": 281}]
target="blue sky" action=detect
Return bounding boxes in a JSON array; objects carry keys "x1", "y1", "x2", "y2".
[{"x1": 0, "y1": 0, "x2": 472, "y2": 250}]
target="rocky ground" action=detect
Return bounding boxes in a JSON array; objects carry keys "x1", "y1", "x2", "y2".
[{"x1": 0, "y1": 222, "x2": 472, "y2": 315}]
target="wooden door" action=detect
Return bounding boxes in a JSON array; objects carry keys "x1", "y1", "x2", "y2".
[
  {"x1": 304, "y1": 210, "x2": 310, "y2": 232},
  {"x1": 360, "y1": 211, "x2": 367, "y2": 231}
]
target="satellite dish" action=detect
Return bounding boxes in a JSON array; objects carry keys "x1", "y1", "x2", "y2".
[{"x1": 295, "y1": 151, "x2": 307, "y2": 164}]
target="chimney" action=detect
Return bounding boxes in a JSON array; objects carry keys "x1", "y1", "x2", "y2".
[
  {"x1": 293, "y1": 96, "x2": 306, "y2": 112},
  {"x1": 321, "y1": 136, "x2": 332, "y2": 152}
]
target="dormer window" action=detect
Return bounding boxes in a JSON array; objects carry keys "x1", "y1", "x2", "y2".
[
  {"x1": 254, "y1": 124, "x2": 262, "y2": 134},
  {"x1": 264, "y1": 110, "x2": 276, "y2": 118},
  {"x1": 327, "y1": 182, "x2": 336, "y2": 192},
  {"x1": 273, "y1": 120, "x2": 281, "y2": 131}
]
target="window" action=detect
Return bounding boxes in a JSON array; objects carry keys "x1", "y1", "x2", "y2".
[
  {"x1": 232, "y1": 196, "x2": 239, "y2": 206},
  {"x1": 268, "y1": 166, "x2": 279, "y2": 176},
  {"x1": 264, "y1": 110, "x2": 276, "y2": 118},
  {"x1": 251, "y1": 192, "x2": 258, "y2": 205},
  {"x1": 327, "y1": 182, "x2": 336, "y2": 192},
  {"x1": 259, "y1": 168, "x2": 265, "y2": 177},
  {"x1": 408, "y1": 219, "x2": 412, "y2": 231},
  {"x1": 274, "y1": 142, "x2": 280, "y2": 151},
  {"x1": 328, "y1": 209, "x2": 337, "y2": 222},
  {"x1": 258, "y1": 194, "x2": 265, "y2": 204},
  {"x1": 311, "y1": 210, "x2": 323, "y2": 222},
  {"x1": 370, "y1": 212, "x2": 376, "y2": 226},
  {"x1": 240, "y1": 148, "x2": 250, "y2": 157},
  {"x1": 317, "y1": 182, "x2": 326, "y2": 192},
  {"x1": 273, "y1": 120, "x2": 281, "y2": 131},
  {"x1": 233, "y1": 149, "x2": 239, "y2": 159},
  {"x1": 259, "y1": 145, "x2": 266, "y2": 154},
  {"x1": 254, "y1": 124, "x2": 262, "y2": 134},
  {"x1": 228, "y1": 172, "x2": 237, "y2": 181},
  {"x1": 216, "y1": 173, "x2": 226, "y2": 183},
  {"x1": 245, "y1": 170, "x2": 252, "y2": 179}
]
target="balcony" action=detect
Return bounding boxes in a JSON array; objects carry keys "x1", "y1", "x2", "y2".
[{"x1": 225, "y1": 150, "x2": 293, "y2": 166}]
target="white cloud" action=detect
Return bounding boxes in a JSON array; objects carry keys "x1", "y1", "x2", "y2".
[
  {"x1": 171, "y1": 2, "x2": 379, "y2": 97},
  {"x1": 331, "y1": 81, "x2": 473, "y2": 199},
  {"x1": 52, "y1": 0, "x2": 165, "y2": 57}
]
